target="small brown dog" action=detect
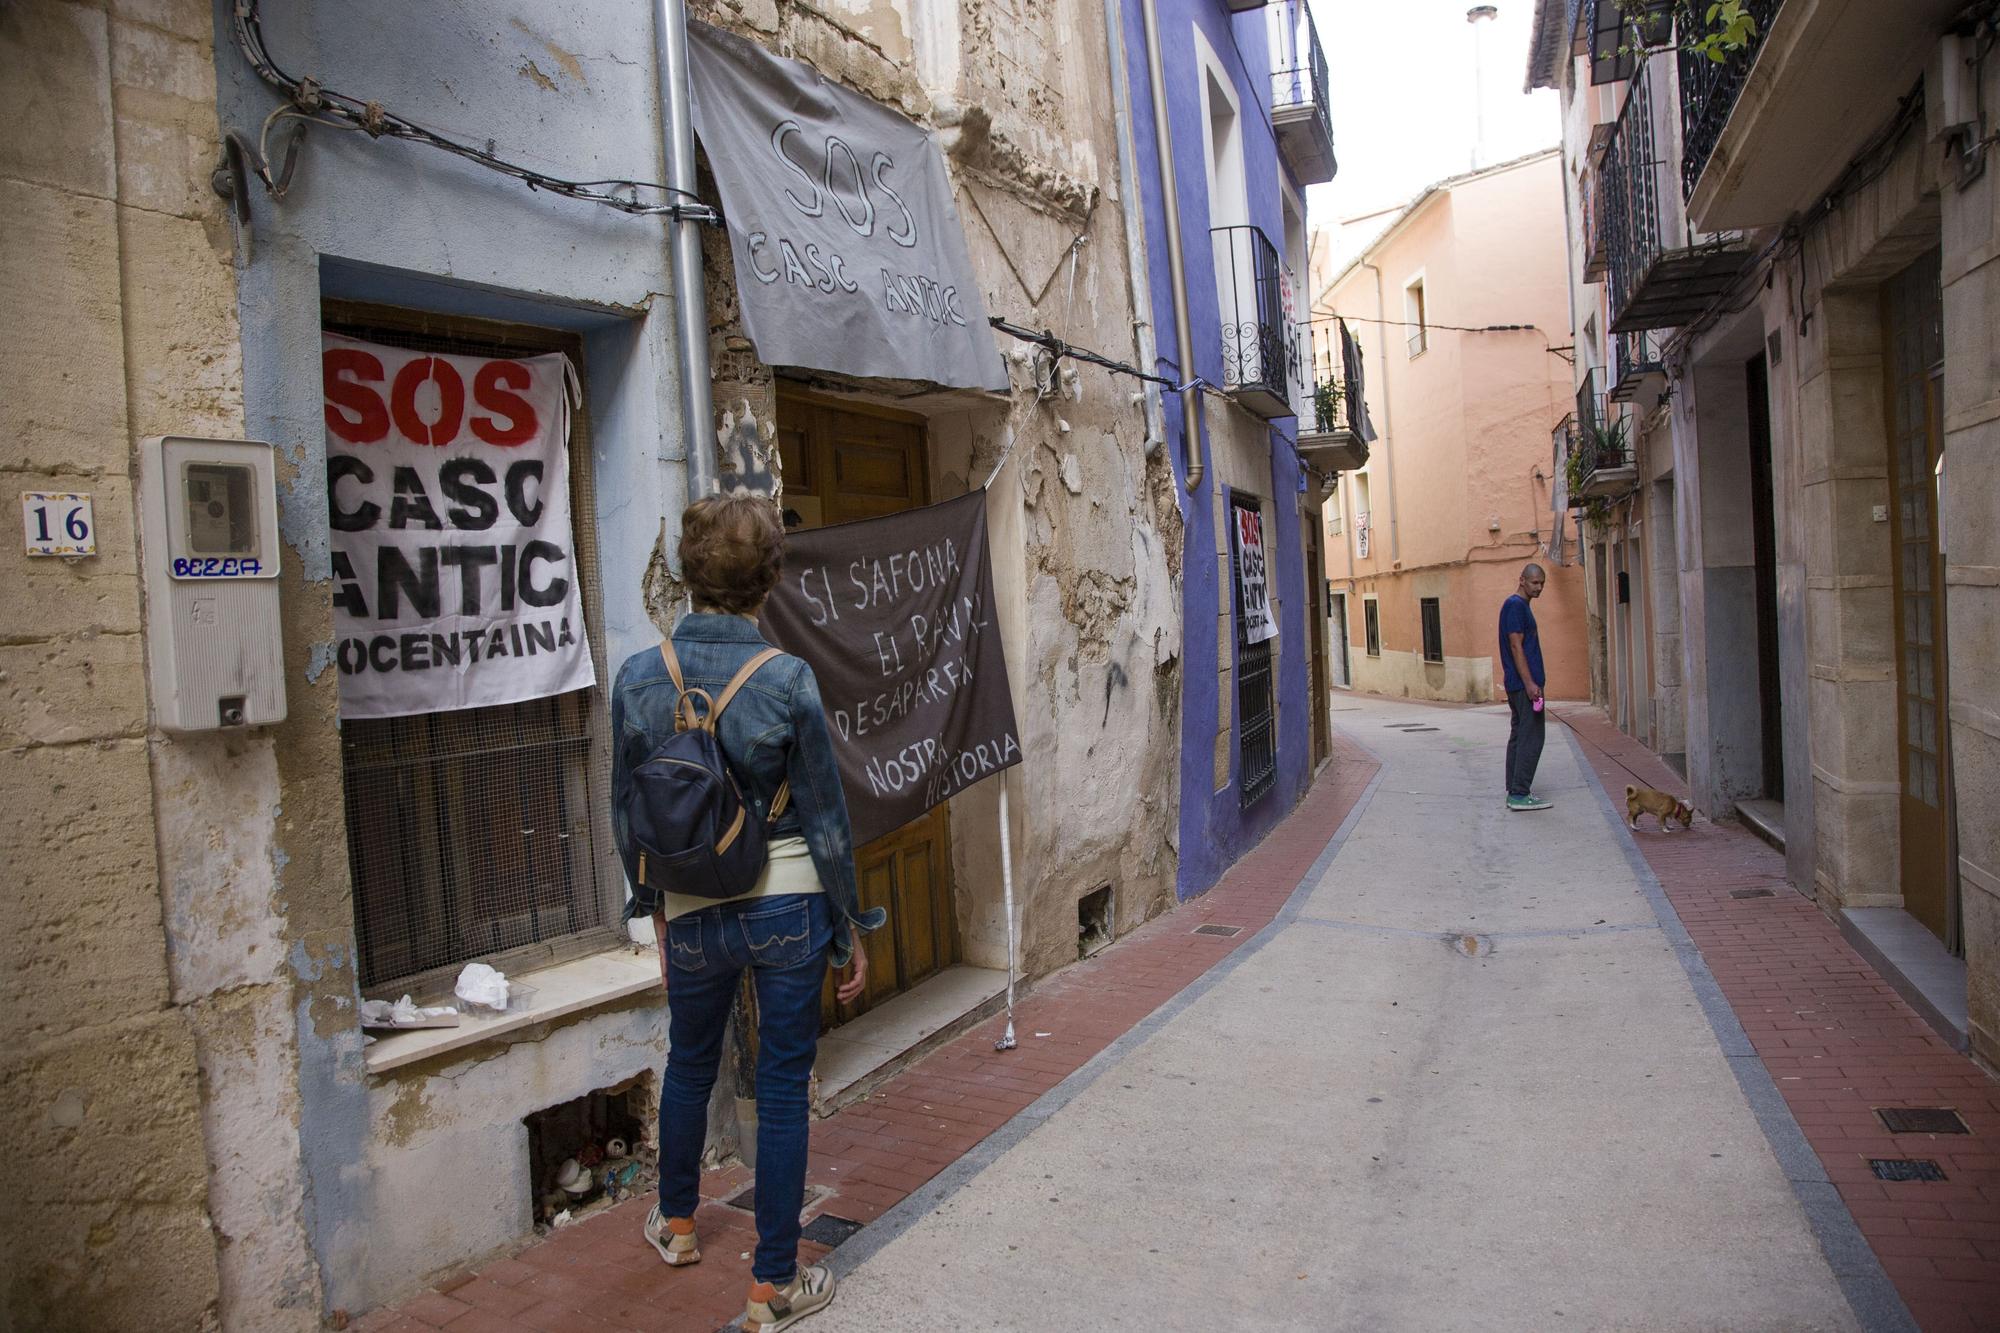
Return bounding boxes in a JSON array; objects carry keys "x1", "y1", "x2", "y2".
[{"x1": 1626, "y1": 785, "x2": 1695, "y2": 832}]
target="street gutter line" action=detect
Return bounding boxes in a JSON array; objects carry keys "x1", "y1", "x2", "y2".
[
  {"x1": 1558, "y1": 726, "x2": 1918, "y2": 1333},
  {"x1": 1288, "y1": 916, "x2": 1660, "y2": 942},
  {"x1": 824, "y1": 759, "x2": 1389, "y2": 1282}
]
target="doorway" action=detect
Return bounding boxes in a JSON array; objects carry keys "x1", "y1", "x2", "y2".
[
  {"x1": 1745, "y1": 353, "x2": 1784, "y2": 802},
  {"x1": 775, "y1": 388, "x2": 961, "y2": 1018},
  {"x1": 1330, "y1": 592, "x2": 1351, "y2": 688},
  {"x1": 1881, "y1": 249, "x2": 1955, "y2": 946},
  {"x1": 1304, "y1": 515, "x2": 1329, "y2": 765}
]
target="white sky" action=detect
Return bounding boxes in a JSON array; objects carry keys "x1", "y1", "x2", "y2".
[{"x1": 1304, "y1": 0, "x2": 1560, "y2": 273}]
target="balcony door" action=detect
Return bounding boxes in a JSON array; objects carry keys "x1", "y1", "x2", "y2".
[
  {"x1": 776, "y1": 388, "x2": 961, "y2": 1019},
  {"x1": 1881, "y1": 250, "x2": 1954, "y2": 945}
]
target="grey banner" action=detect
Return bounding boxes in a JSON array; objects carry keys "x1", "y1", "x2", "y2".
[
  {"x1": 758, "y1": 491, "x2": 1021, "y2": 845},
  {"x1": 688, "y1": 22, "x2": 1009, "y2": 393}
]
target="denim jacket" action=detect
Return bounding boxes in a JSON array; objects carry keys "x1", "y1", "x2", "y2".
[{"x1": 610, "y1": 612, "x2": 884, "y2": 967}]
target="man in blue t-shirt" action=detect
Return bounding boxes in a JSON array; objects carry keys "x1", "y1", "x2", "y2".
[{"x1": 1499, "y1": 564, "x2": 1551, "y2": 811}]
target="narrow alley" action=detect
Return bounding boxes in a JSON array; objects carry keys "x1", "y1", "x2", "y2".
[{"x1": 364, "y1": 695, "x2": 1999, "y2": 1332}]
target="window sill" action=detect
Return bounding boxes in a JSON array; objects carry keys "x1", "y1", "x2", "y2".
[{"x1": 363, "y1": 946, "x2": 662, "y2": 1076}]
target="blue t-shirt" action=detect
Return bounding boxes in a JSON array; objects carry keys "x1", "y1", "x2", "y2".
[{"x1": 1499, "y1": 594, "x2": 1543, "y2": 694}]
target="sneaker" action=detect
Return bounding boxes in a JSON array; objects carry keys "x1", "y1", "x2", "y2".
[
  {"x1": 745, "y1": 1264, "x2": 836, "y2": 1331},
  {"x1": 1506, "y1": 794, "x2": 1552, "y2": 812},
  {"x1": 642, "y1": 1206, "x2": 700, "y2": 1267}
]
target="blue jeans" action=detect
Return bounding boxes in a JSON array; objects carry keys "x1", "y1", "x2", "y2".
[{"x1": 658, "y1": 893, "x2": 831, "y2": 1284}]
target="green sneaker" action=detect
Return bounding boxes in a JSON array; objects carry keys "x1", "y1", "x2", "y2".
[{"x1": 1506, "y1": 794, "x2": 1552, "y2": 812}]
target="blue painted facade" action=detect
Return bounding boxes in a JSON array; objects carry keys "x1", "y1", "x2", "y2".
[{"x1": 1117, "y1": 0, "x2": 1323, "y2": 899}]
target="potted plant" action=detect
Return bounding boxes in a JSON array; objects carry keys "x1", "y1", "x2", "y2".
[{"x1": 1312, "y1": 377, "x2": 1345, "y2": 434}]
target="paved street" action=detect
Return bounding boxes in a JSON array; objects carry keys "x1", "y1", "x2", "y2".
[{"x1": 819, "y1": 694, "x2": 1866, "y2": 1331}]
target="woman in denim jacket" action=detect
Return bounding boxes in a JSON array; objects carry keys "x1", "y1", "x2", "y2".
[{"x1": 610, "y1": 492, "x2": 883, "y2": 1331}]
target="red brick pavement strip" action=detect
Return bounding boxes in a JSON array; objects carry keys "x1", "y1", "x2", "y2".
[
  {"x1": 1555, "y1": 705, "x2": 2000, "y2": 1333},
  {"x1": 358, "y1": 736, "x2": 1381, "y2": 1333}
]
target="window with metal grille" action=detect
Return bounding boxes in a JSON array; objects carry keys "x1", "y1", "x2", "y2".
[
  {"x1": 323, "y1": 303, "x2": 621, "y2": 995},
  {"x1": 1229, "y1": 492, "x2": 1277, "y2": 808},
  {"x1": 1420, "y1": 597, "x2": 1444, "y2": 663},
  {"x1": 1364, "y1": 598, "x2": 1381, "y2": 657}
]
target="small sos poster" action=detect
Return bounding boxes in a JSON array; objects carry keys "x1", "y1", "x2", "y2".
[{"x1": 1233, "y1": 503, "x2": 1277, "y2": 645}]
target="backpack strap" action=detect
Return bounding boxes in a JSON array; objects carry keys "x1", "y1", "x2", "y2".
[{"x1": 710, "y1": 647, "x2": 793, "y2": 824}]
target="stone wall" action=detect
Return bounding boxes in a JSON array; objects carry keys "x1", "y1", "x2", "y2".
[{"x1": 0, "y1": 1, "x2": 240, "y2": 1326}]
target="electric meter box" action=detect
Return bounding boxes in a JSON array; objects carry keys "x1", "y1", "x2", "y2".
[{"x1": 138, "y1": 436, "x2": 287, "y2": 731}]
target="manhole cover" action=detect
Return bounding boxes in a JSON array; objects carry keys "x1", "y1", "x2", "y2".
[
  {"x1": 726, "y1": 1184, "x2": 826, "y2": 1212},
  {"x1": 1869, "y1": 1158, "x2": 1948, "y2": 1182},
  {"x1": 1729, "y1": 889, "x2": 1775, "y2": 899},
  {"x1": 1877, "y1": 1107, "x2": 1970, "y2": 1135},
  {"x1": 1193, "y1": 924, "x2": 1243, "y2": 937},
  {"x1": 800, "y1": 1214, "x2": 864, "y2": 1247}
]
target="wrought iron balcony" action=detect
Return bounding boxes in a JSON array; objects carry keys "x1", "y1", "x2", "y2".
[
  {"x1": 1609, "y1": 327, "x2": 1665, "y2": 404},
  {"x1": 1679, "y1": 0, "x2": 1783, "y2": 201},
  {"x1": 1572, "y1": 370, "x2": 1637, "y2": 499},
  {"x1": 1296, "y1": 319, "x2": 1369, "y2": 474},
  {"x1": 1212, "y1": 224, "x2": 1294, "y2": 421},
  {"x1": 1268, "y1": 0, "x2": 1336, "y2": 185},
  {"x1": 1597, "y1": 55, "x2": 1754, "y2": 333}
]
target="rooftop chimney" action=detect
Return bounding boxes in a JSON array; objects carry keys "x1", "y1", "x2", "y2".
[{"x1": 1467, "y1": 5, "x2": 1499, "y2": 170}]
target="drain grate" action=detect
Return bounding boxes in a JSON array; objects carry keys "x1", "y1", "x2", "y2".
[
  {"x1": 1403, "y1": 727, "x2": 1441, "y2": 733},
  {"x1": 800, "y1": 1213, "x2": 865, "y2": 1248},
  {"x1": 726, "y1": 1183, "x2": 825, "y2": 1213},
  {"x1": 1729, "y1": 888, "x2": 1776, "y2": 900},
  {"x1": 1877, "y1": 1107, "x2": 1970, "y2": 1135},
  {"x1": 1193, "y1": 924, "x2": 1244, "y2": 938},
  {"x1": 1869, "y1": 1158, "x2": 1948, "y2": 1182}
]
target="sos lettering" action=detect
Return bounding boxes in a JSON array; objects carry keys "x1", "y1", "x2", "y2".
[{"x1": 324, "y1": 347, "x2": 539, "y2": 447}]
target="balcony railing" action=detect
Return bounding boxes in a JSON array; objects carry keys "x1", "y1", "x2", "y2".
[
  {"x1": 1296, "y1": 319, "x2": 1370, "y2": 473},
  {"x1": 1598, "y1": 54, "x2": 1754, "y2": 332},
  {"x1": 1610, "y1": 327, "x2": 1665, "y2": 403},
  {"x1": 1213, "y1": 224, "x2": 1294, "y2": 420},
  {"x1": 1572, "y1": 370, "x2": 1637, "y2": 498},
  {"x1": 1679, "y1": 0, "x2": 1783, "y2": 200},
  {"x1": 1269, "y1": 0, "x2": 1336, "y2": 185}
]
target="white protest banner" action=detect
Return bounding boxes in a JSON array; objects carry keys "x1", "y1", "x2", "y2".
[
  {"x1": 1233, "y1": 504, "x2": 1277, "y2": 645},
  {"x1": 321, "y1": 333, "x2": 594, "y2": 719}
]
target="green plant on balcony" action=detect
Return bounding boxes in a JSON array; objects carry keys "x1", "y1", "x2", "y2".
[
  {"x1": 1612, "y1": 0, "x2": 1760, "y2": 62},
  {"x1": 1312, "y1": 377, "x2": 1345, "y2": 434},
  {"x1": 1564, "y1": 415, "x2": 1630, "y2": 529}
]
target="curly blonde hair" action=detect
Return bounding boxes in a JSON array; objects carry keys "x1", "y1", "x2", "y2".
[{"x1": 679, "y1": 492, "x2": 784, "y2": 614}]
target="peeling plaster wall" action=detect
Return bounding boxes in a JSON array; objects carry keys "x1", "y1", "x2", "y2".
[
  {"x1": 1, "y1": 1, "x2": 236, "y2": 1327},
  {"x1": 690, "y1": 0, "x2": 1184, "y2": 980},
  {"x1": 204, "y1": 0, "x2": 687, "y2": 1317}
]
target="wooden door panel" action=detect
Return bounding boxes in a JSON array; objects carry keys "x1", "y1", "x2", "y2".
[{"x1": 780, "y1": 387, "x2": 958, "y2": 1024}]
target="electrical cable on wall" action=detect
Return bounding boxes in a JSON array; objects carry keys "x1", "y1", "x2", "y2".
[{"x1": 229, "y1": 0, "x2": 715, "y2": 221}]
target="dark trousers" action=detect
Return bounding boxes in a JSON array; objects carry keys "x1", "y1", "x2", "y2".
[
  {"x1": 1505, "y1": 689, "x2": 1545, "y2": 797},
  {"x1": 658, "y1": 893, "x2": 830, "y2": 1284}
]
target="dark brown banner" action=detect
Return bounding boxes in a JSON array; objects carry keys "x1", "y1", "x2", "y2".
[{"x1": 758, "y1": 489, "x2": 1021, "y2": 845}]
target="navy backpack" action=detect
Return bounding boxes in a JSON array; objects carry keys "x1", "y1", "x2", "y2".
[{"x1": 621, "y1": 638, "x2": 791, "y2": 905}]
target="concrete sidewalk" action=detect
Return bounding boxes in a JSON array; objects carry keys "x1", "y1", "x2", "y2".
[{"x1": 818, "y1": 696, "x2": 1874, "y2": 1331}]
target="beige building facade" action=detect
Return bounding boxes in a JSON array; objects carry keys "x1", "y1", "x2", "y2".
[
  {"x1": 1529, "y1": 0, "x2": 2000, "y2": 1071},
  {"x1": 1315, "y1": 150, "x2": 1588, "y2": 705},
  {"x1": 1, "y1": 0, "x2": 1183, "y2": 1325}
]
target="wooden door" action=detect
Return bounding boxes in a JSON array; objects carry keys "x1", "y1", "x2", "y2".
[
  {"x1": 1882, "y1": 251, "x2": 1953, "y2": 942},
  {"x1": 776, "y1": 389, "x2": 960, "y2": 1020}
]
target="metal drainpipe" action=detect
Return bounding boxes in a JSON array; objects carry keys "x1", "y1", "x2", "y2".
[
  {"x1": 1104, "y1": 0, "x2": 1165, "y2": 455},
  {"x1": 657, "y1": 0, "x2": 716, "y2": 498},
  {"x1": 1137, "y1": 0, "x2": 1203, "y2": 492},
  {"x1": 1363, "y1": 260, "x2": 1400, "y2": 562}
]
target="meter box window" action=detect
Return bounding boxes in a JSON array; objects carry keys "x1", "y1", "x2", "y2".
[{"x1": 139, "y1": 436, "x2": 286, "y2": 730}]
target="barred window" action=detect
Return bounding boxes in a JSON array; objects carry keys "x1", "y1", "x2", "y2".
[
  {"x1": 324, "y1": 304, "x2": 621, "y2": 995},
  {"x1": 1364, "y1": 598, "x2": 1381, "y2": 657},
  {"x1": 1420, "y1": 597, "x2": 1444, "y2": 663}
]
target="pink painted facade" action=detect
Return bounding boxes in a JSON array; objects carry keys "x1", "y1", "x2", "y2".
[{"x1": 1315, "y1": 149, "x2": 1586, "y2": 703}]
